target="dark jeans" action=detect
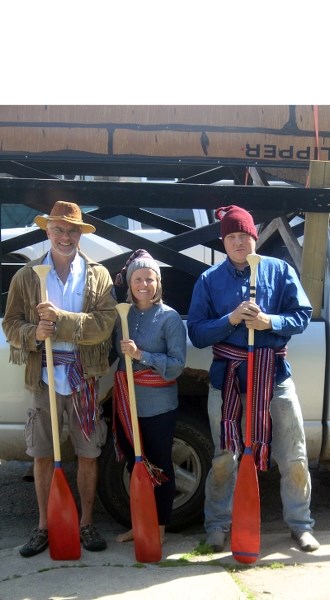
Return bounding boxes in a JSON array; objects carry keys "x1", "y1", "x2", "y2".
[{"x1": 115, "y1": 408, "x2": 177, "y2": 525}]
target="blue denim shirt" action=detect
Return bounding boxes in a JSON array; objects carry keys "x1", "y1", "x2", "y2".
[
  {"x1": 115, "y1": 303, "x2": 187, "y2": 417},
  {"x1": 187, "y1": 256, "x2": 312, "y2": 391}
]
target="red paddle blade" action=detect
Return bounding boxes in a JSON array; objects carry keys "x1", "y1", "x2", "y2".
[
  {"x1": 130, "y1": 461, "x2": 162, "y2": 563},
  {"x1": 47, "y1": 467, "x2": 81, "y2": 560},
  {"x1": 231, "y1": 450, "x2": 260, "y2": 564}
]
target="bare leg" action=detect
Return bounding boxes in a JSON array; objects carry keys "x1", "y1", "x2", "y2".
[
  {"x1": 116, "y1": 525, "x2": 166, "y2": 544},
  {"x1": 77, "y1": 456, "x2": 98, "y2": 526},
  {"x1": 34, "y1": 456, "x2": 53, "y2": 529}
]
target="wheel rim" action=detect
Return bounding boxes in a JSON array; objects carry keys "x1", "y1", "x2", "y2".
[
  {"x1": 172, "y1": 437, "x2": 202, "y2": 509},
  {"x1": 121, "y1": 436, "x2": 202, "y2": 511}
]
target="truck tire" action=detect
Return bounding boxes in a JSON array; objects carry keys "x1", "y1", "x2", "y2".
[{"x1": 97, "y1": 411, "x2": 213, "y2": 531}]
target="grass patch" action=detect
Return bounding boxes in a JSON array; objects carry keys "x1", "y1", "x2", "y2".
[
  {"x1": 225, "y1": 561, "x2": 286, "y2": 573},
  {"x1": 184, "y1": 541, "x2": 215, "y2": 557},
  {"x1": 158, "y1": 558, "x2": 192, "y2": 568},
  {"x1": 231, "y1": 573, "x2": 257, "y2": 600}
]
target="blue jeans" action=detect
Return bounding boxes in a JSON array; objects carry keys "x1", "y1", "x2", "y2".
[{"x1": 205, "y1": 378, "x2": 315, "y2": 534}]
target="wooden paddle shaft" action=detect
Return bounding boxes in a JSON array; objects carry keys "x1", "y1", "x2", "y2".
[
  {"x1": 33, "y1": 265, "x2": 61, "y2": 463},
  {"x1": 116, "y1": 303, "x2": 162, "y2": 563},
  {"x1": 246, "y1": 253, "x2": 261, "y2": 345},
  {"x1": 115, "y1": 303, "x2": 142, "y2": 457},
  {"x1": 245, "y1": 254, "x2": 261, "y2": 446}
]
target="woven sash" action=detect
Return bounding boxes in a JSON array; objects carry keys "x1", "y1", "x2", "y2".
[
  {"x1": 212, "y1": 342, "x2": 287, "y2": 471},
  {"x1": 42, "y1": 349, "x2": 98, "y2": 441},
  {"x1": 112, "y1": 369, "x2": 175, "y2": 485}
]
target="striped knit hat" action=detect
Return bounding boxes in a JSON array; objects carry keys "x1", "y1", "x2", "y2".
[{"x1": 115, "y1": 249, "x2": 161, "y2": 287}]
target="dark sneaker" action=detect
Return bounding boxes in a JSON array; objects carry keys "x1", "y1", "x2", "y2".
[
  {"x1": 206, "y1": 530, "x2": 227, "y2": 552},
  {"x1": 19, "y1": 527, "x2": 48, "y2": 558},
  {"x1": 80, "y1": 524, "x2": 107, "y2": 552}
]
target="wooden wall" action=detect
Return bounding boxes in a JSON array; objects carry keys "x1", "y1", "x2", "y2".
[{"x1": 0, "y1": 105, "x2": 329, "y2": 168}]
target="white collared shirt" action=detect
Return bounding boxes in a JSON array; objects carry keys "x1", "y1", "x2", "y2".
[{"x1": 41, "y1": 251, "x2": 86, "y2": 394}]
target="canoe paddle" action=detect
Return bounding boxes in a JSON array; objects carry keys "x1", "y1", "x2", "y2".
[
  {"x1": 33, "y1": 265, "x2": 81, "y2": 560},
  {"x1": 231, "y1": 253, "x2": 261, "y2": 564},
  {"x1": 115, "y1": 303, "x2": 162, "y2": 563}
]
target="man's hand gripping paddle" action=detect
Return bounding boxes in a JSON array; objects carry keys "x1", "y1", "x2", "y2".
[
  {"x1": 115, "y1": 303, "x2": 162, "y2": 563},
  {"x1": 231, "y1": 253, "x2": 261, "y2": 564}
]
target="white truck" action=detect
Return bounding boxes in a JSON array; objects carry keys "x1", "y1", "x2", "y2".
[
  {"x1": 0, "y1": 104, "x2": 329, "y2": 531},
  {"x1": 1, "y1": 201, "x2": 329, "y2": 531}
]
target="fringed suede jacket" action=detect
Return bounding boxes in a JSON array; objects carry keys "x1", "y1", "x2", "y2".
[{"x1": 2, "y1": 252, "x2": 118, "y2": 394}]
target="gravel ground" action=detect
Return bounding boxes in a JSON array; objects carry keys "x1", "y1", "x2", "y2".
[{"x1": 0, "y1": 459, "x2": 118, "y2": 550}]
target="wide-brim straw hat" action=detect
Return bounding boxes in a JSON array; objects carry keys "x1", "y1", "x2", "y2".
[{"x1": 34, "y1": 200, "x2": 96, "y2": 234}]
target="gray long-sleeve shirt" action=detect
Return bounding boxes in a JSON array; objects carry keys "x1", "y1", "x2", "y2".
[{"x1": 115, "y1": 303, "x2": 187, "y2": 417}]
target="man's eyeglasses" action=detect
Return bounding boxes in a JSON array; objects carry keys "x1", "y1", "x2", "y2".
[{"x1": 49, "y1": 226, "x2": 81, "y2": 237}]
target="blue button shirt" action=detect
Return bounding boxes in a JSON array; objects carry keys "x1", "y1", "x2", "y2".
[{"x1": 187, "y1": 255, "x2": 312, "y2": 391}]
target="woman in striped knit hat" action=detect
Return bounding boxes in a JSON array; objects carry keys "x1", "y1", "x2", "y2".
[{"x1": 112, "y1": 249, "x2": 187, "y2": 544}]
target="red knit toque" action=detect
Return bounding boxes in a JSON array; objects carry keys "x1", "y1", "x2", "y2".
[{"x1": 215, "y1": 205, "x2": 258, "y2": 240}]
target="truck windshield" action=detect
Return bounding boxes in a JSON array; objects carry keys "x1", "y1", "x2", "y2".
[{"x1": 1, "y1": 204, "x2": 40, "y2": 228}]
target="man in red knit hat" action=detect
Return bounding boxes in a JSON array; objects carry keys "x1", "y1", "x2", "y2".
[{"x1": 187, "y1": 205, "x2": 319, "y2": 554}]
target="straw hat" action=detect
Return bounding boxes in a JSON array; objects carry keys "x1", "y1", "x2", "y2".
[{"x1": 34, "y1": 200, "x2": 96, "y2": 234}]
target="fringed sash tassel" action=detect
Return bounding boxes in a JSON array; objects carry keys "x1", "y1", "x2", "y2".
[
  {"x1": 113, "y1": 369, "x2": 175, "y2": 486},
  {"x1": 213, "y1": 342, "x2": 287, "y2": 471},
  {"x1": 42, "y1": 349, "x2": 98, "y2": 441}
]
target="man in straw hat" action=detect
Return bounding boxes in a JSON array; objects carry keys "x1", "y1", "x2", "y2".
[
  {"x1": 187, "y1": 205, "x2": 319, "y2": 554},
  {"x1": 2, "y1": 200, "x2": 117, "y2": 557}
]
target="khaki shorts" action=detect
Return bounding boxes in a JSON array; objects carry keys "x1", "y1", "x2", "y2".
[{"x1": 25, "y1": 384, "x2": 108, "y2": 459}]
